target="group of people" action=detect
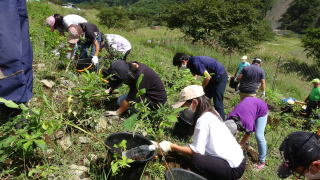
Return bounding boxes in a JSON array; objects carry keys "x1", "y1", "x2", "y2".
[
  {"x1": 1, "y1": 6, "x2": 320, "y2": 179},
  {"x1": 46, "y1": 14, "x2": 132, "y2": 65}
]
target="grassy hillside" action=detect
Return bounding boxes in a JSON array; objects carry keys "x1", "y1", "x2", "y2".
[{"x1": 0, "y1": 2, "x2": 318, "y2": 179}]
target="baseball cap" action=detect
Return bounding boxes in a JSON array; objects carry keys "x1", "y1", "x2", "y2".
[
  {"x1": 253, "y1": 57, "x2": 262, "y2": 62},
  {"x1": 67, "y1": 25, "x2": 83, "y2": 44},
  {"x1": 311, "y1": 78, "x2": 320, "y2": 84},
  {"x1": 241, "y1": 56, "x2": 248, "y2": 61},
  {"x1": 46, "y1": 16, "x2": 55, "y2": 32},
  {"x1": 172, "y1": 85, "x2": 205, "y2": 108},
  {"x1": 277, "y1": 131, "x2": 320, "y2": 179}
]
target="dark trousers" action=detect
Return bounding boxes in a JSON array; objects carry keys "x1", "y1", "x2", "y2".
[
  {"x1": 0, "y1": 0, "x2": 33, "y2": 103},
  {"x1": 306, "y1": 101, "x2": 320, "y2": 117},
  {"x1": 192, "y1": 154, "x2": 246, "y2": 180},
  {"x1": 205, "y1": 73, "x2": 228, "y2": 120}
]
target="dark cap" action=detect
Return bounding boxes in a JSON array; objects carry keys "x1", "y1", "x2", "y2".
[{"x1": 277, "y1": 131, "x2": 320, "y2": 178}]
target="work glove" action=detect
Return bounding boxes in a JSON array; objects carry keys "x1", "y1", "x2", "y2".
[
  {"x1": 105, "y1": 110, "x2": 118, "y2": 116},
  {"x1": 150, "y1": 140, "x2": 159, "y2": 149},
  {"x1": 159, "y1": 141, "x2": 172, "y2": 153},
  {"x1": 91, "y1": 56, "x2": 99, "y2": 65},
  {"x1": 261, "y1": 91, "x2": 266, "y2": 98}
]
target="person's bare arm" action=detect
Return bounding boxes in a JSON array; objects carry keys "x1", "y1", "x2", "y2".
[
  {"x1": 260, "y1": 79, "x2": 266, "y2": 92},
  {"x1": 116, "y1": 99, "x2": 129, "y2": 115},
  {"x1": 237, "y1": 74, "x2": 243, "y2": 81},
  {"x1": 170, "y1": 144, "x2": 194, "y2": 155},
  {"x1": 240, "y1": 133, "x2": 251, "y2": 147},
  {"x1": 202, "y1": 71, "x2": 211, "y2": 88},
  {"x1": 93, "y1": 40, "x2": 100, "y2": 56}
]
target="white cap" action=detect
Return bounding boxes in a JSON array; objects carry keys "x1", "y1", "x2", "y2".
[
  {"x1": 241, "y1": 56, "x2": 248, "y2": 61},
  {"x1": 172, "y1": 85, "x2": 205, "y2": 108}
]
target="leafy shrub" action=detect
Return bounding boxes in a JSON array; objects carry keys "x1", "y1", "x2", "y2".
[{"x1": 98, "y1": 7, "x2": 130, "y2": 29}]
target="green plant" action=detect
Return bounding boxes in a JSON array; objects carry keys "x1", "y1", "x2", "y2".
[
  {"x1": 109, "y1": 140, "x2": 134, "y2": 176},
  {"x1": 302, "y1": 28, "x2": 320, "y2": 64},
  {"x1": 98, "y1": 7, "x2": 130, "y2": 29},
  {"x1": 28, "y1": 165, "x2": 60, "y2": 179}
]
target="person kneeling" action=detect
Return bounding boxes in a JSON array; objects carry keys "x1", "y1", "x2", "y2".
[{"x1": 159, "y1": 85, "x2": 246, "y2": 180}]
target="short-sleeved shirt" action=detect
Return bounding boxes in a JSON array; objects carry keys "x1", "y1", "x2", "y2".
[
  {"x1": 79, "y1": 23, "x2": 99, "y2": 44},
  {"x1": 187, "y1": 56, "x2": 226, "y2": 80},
  {"x1": 228, "y1": 97, "x2": 268, "y2": 132},
  {"x1": 63, "y1": 14, "x2": 87, "y2": 29},
  {"x1": 126, "y1": 63, "x2": 167, "y2": 106},
  {"x1": 239, "y1": 64, "x2": 265, "y2": 94},
  {"x1": 189, "y1": 112, "x2": 244, "y2": 168},
  {"x1": 237, "y1": 62, "x2": 250, "y2": 76},
  {"x1": 309, "y1": 87, "x2": 320, "y2": 101},
  {"x1": 105, "y1": 34, "x2": 132, "y2": 54}
]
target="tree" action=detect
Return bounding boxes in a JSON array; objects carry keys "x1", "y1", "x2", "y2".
[
  {"x1": 302, "y1": 28, "x2": 320, "y2": 64},
  {"x1": 98, "y1": 7, "x2": 130, "y2": 28},
  {"x1": 280, "y1": 0, "x2": 320, "y2": 34},
  {"x1": 165, "y1": 0, "x2": 273, "y2": 53}
]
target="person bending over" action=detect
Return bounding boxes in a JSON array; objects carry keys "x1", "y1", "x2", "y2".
[{"x1": 224, "y1": 97, "x2": 269, "y2": 170}]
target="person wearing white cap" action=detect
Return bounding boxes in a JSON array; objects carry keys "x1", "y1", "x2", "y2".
[
  {"x1": 159, "y1": 85, "x2": 246, "y2": 180},
  {"x1": 304, "y1": 78, "x2": 320, "y2": 117},
  {"x1": 234, "y1": 55, "x2": 250, "y2": 78},
  {"x1": 237, "y1": 57, "x2": 266, "y2": 100}
]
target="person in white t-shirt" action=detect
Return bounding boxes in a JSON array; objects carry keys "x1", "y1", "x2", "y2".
[
  {"x1": 46, "y1": 14, "x2": 87, "y2": 58},
  {"x1": 159, "y1": 85, "x2": 246, "y2": 180},
  {"x1": 104, "y1": 34, "x2": 132, "y2": 60},
  {"x1": 46, "y1": 14, "x2": 87, "y2": 34}
]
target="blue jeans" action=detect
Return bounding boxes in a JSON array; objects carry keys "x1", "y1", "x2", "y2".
[{"x1": 255, "y1": 113, "x2": 268, "y2": 163}]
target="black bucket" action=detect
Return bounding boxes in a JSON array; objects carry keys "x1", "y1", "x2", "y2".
[
  {"x1": 74, "y1": 58, "x2": 94, "y2": 72},
  {"x1": 104, "y1": 132, "x2": 155, "y2": 180},
  {"x1": 165, "y1": 168, "x2": 207, "y2": 180}
]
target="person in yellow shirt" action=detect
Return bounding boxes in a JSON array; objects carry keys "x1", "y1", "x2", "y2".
[{"x1": 305, "y1": 78, "x2": 320, "y2": 117}]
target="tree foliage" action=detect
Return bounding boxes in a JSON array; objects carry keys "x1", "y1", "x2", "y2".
[
  {"x1": 302, "y1": 28, "x2": 320, "y2": 64},
  {"x1": 165, "y1": 0, "x2": 273, "y2": 53},
  {"x1": 280, "y1": 0, "x2": 320, "y2": 34},
  {"x1": 97, "y1": 6, "x2": 130, "y2": 28}
]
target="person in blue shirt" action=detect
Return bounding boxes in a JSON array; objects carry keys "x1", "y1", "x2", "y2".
[
  {"x1": 0, "y1": 0, "x2": 33, "y2": 124},
  {"x1": 173, "y1": 53, "x2": 228, "y2": 120},
  {"x1": 234, "y1": 56, "x2": 250, "y2": 78}
]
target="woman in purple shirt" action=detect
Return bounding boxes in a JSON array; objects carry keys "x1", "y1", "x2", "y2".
[{"x1": 225, "y1": 97, "x2": 268, "y2": 170}]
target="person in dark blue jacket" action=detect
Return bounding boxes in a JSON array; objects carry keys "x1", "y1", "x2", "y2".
[
  {"x1": 0, "y1": 0, "x2": 33, "y2": 124},
  {"x1": 173, "y1": 53, "x2": 227, "y2": 120}
]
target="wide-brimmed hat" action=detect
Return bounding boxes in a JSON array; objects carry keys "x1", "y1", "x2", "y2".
[
  {"x1": 311, "y1": 78, "x2": 320, "y2": 84},
  {"x1": 172, "y1": 85, "x2": 205, "y2": 108},
  {"x1": 46, "y1": 16, "x2": 55, "y2": 32},
  {"x1": 67, "y1": 25, "x2": 83, "y2": 44}
]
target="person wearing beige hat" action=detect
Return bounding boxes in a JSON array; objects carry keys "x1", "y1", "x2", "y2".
[
  {"x1": 304, "y1": 78, "x2": 320, "y2": 117},
  {"x1": 159, "y1": 85, "x2": 246, "y2": 180},
  {"x1": 234, "y1": 55, "x2": 250, "y2": 78}
]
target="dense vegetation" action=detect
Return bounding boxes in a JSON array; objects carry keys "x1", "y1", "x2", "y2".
[
  {"x1": 0, "y1": 1, "x2": 319, "y2": 179},
  {"x1": 280, "y1": 0, "x2": 320, "y2": 34}
]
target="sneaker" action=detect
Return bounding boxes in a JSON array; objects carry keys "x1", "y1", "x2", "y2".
[{"x1": 254, "y1": 162, "x2": 266, "y2": 170}]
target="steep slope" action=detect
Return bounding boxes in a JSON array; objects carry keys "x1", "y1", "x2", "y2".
[{"x1": 266, "y1": 0, "x2": 295, "y2": 29}]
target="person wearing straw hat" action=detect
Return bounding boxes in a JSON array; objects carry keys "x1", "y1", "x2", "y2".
[
  {"x1": 237, "y1": 57, "x2": 266, "y2": 100},
  {"x1": 224, "y1": 96, "x2": 269, "y2": 170},
  {"x1": 159, "y1": 85, "x2": 246, "y2": 180},
  {"x1": 277, "y1": 131, "x2": 320, "y2": 179},
  {"x1": 172, "y1": 53, "x2": 228, "y2": 120},
  {"x1": 304, "y1": 78, "x2": 320, "y2": 117}
]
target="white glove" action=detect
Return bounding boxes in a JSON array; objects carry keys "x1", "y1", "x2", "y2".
[
  {"x1": 91, "y1": 56, "x2": 99, "y2": 65},
  {"x1": 159, "y1": 141, "x2": 172, "y2": 153},
  {"x1": 261, "y1": 91, "x2": 266, "y2": 98},
  {"x1": 105, "y1": 111, "x2": 118, "y2": 116},
  {"x1": 150, "y1": 140, "x2": 159, "y2": 149}
]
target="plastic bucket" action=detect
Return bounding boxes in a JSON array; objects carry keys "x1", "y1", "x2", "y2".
[
  {"x1": 104, "y1": 132, "x2": 155, "y2": 179},
  {"x1": 74, "y1": 58, "x2": 94, "y2": 72},
  {"x1": 165, "y1": 168, "x2": 207, "y2": 180}
]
